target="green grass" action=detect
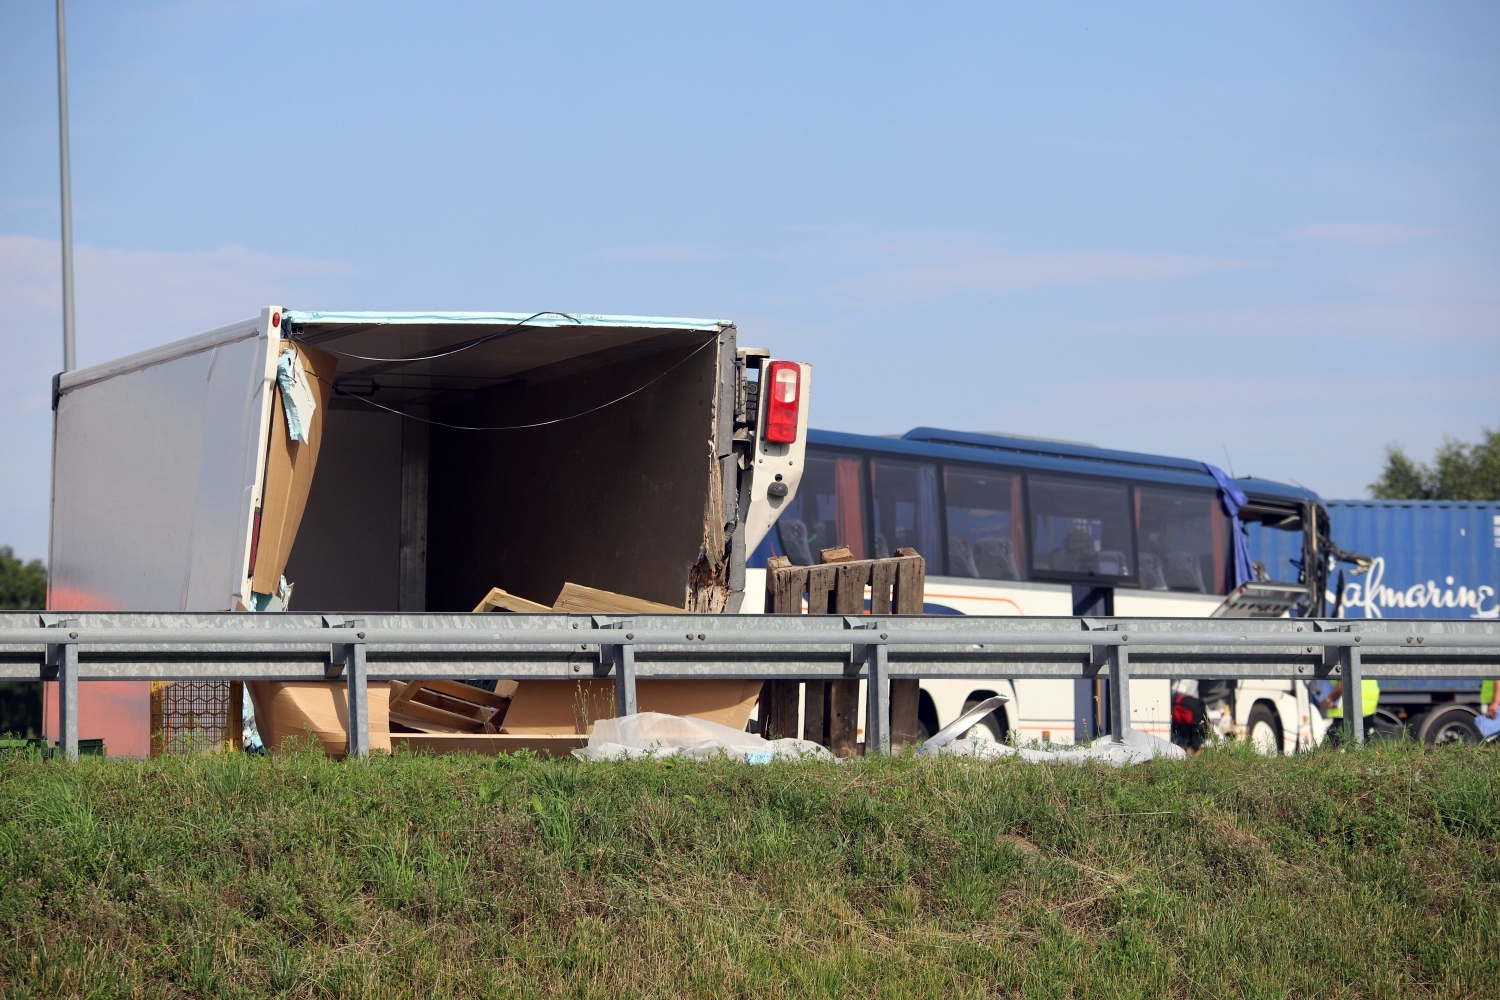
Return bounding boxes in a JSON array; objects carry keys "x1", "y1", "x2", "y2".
[{"x1": 0, "y1": 741, "x2": 1497, "y2": 999}]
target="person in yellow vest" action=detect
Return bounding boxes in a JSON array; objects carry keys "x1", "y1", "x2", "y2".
[
  {"x1": 1479, "y1": 679, "x2": 1500, "y2": 742},
  {"x1": 1320, "y1": 677, "x2": 1380, "y2": 747}
]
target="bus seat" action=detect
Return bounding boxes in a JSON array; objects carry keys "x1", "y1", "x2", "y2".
[
  {"x1": 974, "y1": 538, "x2": 1019, "y2": 580},
  {"x1": 777, "y1": 518, "x2": 815, "y2": 566},
  {"x1": 1096, "y1": 550, "x2": 1130, "y2": 577},
  {"x1": 1164, "y1": 551, "x2": 1206, "y2": 593},
  {"x1": 947, "y1": 536, "x2": 980, "y2": 577},
  {"x1": 1139, "y1": 551, "x2": 1169, "y2": 590}
]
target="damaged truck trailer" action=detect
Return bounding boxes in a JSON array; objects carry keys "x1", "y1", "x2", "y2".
[{"x1": 44, "y1": 308, "x2": 810, "y2": 756}]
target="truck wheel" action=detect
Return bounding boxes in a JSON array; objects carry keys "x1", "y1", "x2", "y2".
[
  {"x1": 1246, "y1": 703, "x2": 1282, "y2": 756},
  {"x1": 1419, "y1": 707, "x2": 1481, "y2": 745}
]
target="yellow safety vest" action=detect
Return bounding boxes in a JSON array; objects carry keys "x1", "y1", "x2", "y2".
[
  {"x1": 1483, "y1": 680, "x2": 1496, "y2": 706},
  {"x1": 1327, "y1": 679, "x2": 1380, "y2": 719}
]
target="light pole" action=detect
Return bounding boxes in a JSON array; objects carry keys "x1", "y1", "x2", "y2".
[{"x1": 56, "y1": 0, "x2": 76, "y2": 373}]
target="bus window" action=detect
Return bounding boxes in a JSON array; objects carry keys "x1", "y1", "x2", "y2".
[
  {"x1": 1134, "y1": 486, "x2": 1226, "y2": 594},
  {"x1": 1028, "y1": 475, "x2": 1134, "y2": 582},
  {"x1": 869, "y1": 459, "x2": 941, "y2": 566},
  {"x1": 944, "y1": 467, "x2": 1024, "y2": 580},
  {"x1": 773, "y1": 449, "x2": 867, "y2": 565}
]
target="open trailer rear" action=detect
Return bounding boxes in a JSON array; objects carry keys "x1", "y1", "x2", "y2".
[{"x1": 45, "y1": 307, "x2": 811, "y2": 755}]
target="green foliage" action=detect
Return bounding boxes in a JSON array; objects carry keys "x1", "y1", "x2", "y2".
[
  {"x1": 0, "y1": 546, "x2": 46, "y2": 611},
  {"x1": 1371, "y1": 427, "x2": 1500, "y2": 500},
  {"x1": 0, "y1": 743, "x2": 1496, "y2": 998},
  {"x1": 0, "y1": 546, "x2": 46, "y2": 738}
]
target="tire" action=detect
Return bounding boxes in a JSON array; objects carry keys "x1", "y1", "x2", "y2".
[
  {"x1": 1419, "y1": 706, "x2": 1482, "y2": 745},
  {"x1": 1246, "y1": 703, "x2": 1282, "y2": 756}
]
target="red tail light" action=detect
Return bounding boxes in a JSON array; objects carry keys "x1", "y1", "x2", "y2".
[{"x1": 763, "y1": 360, "x2": 800, "y2": 444}]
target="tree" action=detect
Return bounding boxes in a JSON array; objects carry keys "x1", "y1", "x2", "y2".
[
  {"x1": 1370, "y1": 427, "x2": 1500, "y2": 501},
  {"x1": 0, "y1": 547, "x2": 45, "y2": 737},
  {"x1": 0, "y1": 547, "x2": 47, "y2": 610}
]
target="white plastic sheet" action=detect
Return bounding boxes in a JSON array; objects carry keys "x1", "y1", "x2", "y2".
[
  {"x1": 932, "y1": 728, "x2": 1186, "y2": 766},
  {"x1": 277, "y1": 348, "x2": 318, "y2": 444},
  {"x1": 572, "y1": 712, "x2": 833, "y2": 763}
]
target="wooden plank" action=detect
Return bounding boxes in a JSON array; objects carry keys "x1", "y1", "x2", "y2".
[
  {"x1": 409, "y1": 677, "x2": 514, "y2": 712},
  {"x1": 760, "y1": 679, "x2": 800, "y2": 741},
  {"x1": 803, "y1": 679, "x2": 828, "y2": 746},
  {"x1": 391, "y1": 697, "x2": 496, "y2": 734},
  {"x1": 890, "y1": 680, "x2": 921, "y2": 751},
  {"x1": 388, "y1": 679, "x2": 419, "y2": 712},
  {"x1": 890, "y1": 548, "x2": 926, "y2": 749},
  {"x1": 819, "y1": 545, "x2": 855, "y2": 564},
  {"x1": 893, "y1": 548, "x2": 926, "y2": 615},
  {"x1": 552, "y1": 581, "x2": 684, "y2": 615},
  {"x1": 767, "y1": 560, "x2": 807, "y2": 615},
  {"x1": 829, "y1": 559, "x2": 868, "y2": 758},
  {"x1": 472, "y1": 587, "x2": 552, "y2": 614},
  {"x1": 806, "y1": 565, "x2": 838, "y2": 614},
  {"x1": 870, "y1": 558, "x2": 898, "y2": 615}
]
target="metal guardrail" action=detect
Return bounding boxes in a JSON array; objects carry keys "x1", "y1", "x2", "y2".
[{"x1": 4, "y1": 613, "x2": 1497, "y2": 759}]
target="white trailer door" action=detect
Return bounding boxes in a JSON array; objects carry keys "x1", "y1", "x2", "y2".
[{"x1": 49, "y1": 309, "x2": 280, "y2": 611}]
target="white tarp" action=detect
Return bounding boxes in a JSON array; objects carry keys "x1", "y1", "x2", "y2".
[
  {"x1": 931, "y1": 728, "x2": 1185, "y2": 766},
  {"x1": 573, "y1": 712, "x2": 833, "y2": 763}
]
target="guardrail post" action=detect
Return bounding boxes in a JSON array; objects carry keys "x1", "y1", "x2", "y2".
[
  {"x1": 864, "y1": 625, "x2": 890, "y2": 755},
  {"x1": 326, "y1": 616, "x2": 369, "y2": 759},
  {"x1": 594, "y1": 617, "x2": 637, "y2": 717},
  {"x1": 617, "y1": 641, "x2": 637, "y2": 717},
  {"x1": 42, "y1": 616, "x2": 80, "y2": 761},
  {"x1": 1107, "y1": 643, "x2": 1132, "y2": 743},
  {"x1": 1341, "y1": 643, "x2": 1364, "y2": 745}
]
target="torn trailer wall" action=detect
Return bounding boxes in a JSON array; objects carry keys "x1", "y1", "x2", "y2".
[{"x1": 46, "y1": 308, "x2": 807, "y2": 756}]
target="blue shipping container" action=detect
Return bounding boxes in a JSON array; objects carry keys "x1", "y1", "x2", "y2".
[{"x1": 1313, "y1": 500, "x2": 1498, "y2": 620}]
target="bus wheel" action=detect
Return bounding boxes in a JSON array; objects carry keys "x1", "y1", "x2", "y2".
[
  {"x1": 959, "y1": 698, "x2": 1005, "y2": 743},
  {"x1": 1246, "y1": 704, "x2": 1282, "y2": 756},
  {"x1": 1419, "y1": 707, "x2": 1481, "y2": 745}
]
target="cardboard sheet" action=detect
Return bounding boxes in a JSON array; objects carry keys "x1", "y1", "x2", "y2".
[
  {"x1": 499, "y1": 678, "x2": 762, "y2": 736},
  {"x1": 252, "y1": 342, "x2": 338, "y2": 596},
  {"x1": 247, "y1": 680, "x2": 391, "y2": 757}
]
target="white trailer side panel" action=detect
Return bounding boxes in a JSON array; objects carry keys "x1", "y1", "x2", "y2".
[{"x1": 49, "y1": 318, "x2": 274, "y2": 611}]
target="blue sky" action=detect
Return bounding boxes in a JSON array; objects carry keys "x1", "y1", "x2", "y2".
[{"x1": 2, "y1": 1, "x2": 1497, "y2": 561}]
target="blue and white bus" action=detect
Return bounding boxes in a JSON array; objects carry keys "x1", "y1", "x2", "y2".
[{"x1": 747, "y1": 427, "x2": 1334, "y2": 753}]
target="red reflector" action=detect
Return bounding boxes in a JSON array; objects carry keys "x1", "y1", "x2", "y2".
[
  {"x1": 763, "y1": 361, "x2": 800, "y2": 444},
  {"x1": 271, "y1": 311, "x2": 280, "y2": 328}
]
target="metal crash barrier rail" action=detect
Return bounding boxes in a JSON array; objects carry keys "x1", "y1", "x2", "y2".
[{"x1": 2, "y1": 613, "x2": 1497, "y2": 759}]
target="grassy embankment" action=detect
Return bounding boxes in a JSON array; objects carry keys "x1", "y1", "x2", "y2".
[{"x1": 0, "y1": 741, "x2": 1497, "y2": 999}]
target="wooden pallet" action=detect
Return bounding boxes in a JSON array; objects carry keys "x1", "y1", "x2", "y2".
[{"x1": 761, "y1": 546, "x2": 925, "y2": 755}]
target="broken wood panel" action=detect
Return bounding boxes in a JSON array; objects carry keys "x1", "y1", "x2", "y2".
[{"x1": 552, "y1": 581, "x2": 684, "y2": 615}]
